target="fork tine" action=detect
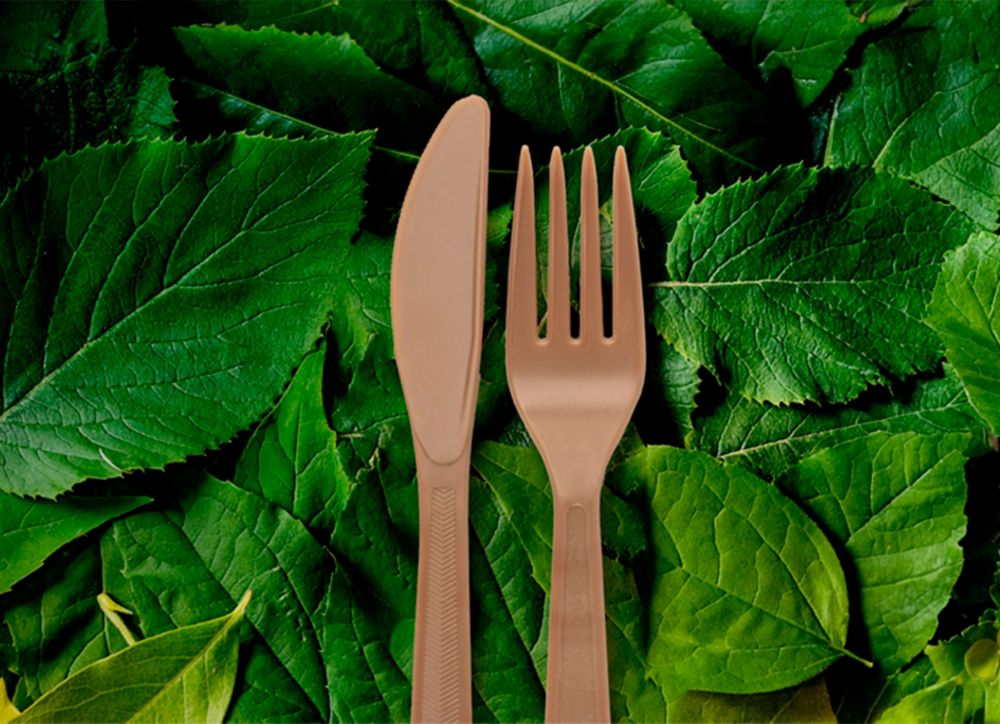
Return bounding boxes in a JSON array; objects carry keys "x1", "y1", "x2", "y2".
[
  {"x1": 547, "y1": 147, "x2": 571, "y2": 340},
  {"x1": 508, "y1": 146, "x2": 538, "y2": 341},
  {"x1": 580, "y1": 146, "x2": 603, "y2": 341},
  {"x1": 613, "y1": 146, "x2": 643, "y2": 339}
]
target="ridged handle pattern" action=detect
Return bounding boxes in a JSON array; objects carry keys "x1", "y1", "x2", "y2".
[{"x1": 412, "y1": 451, "x2": 472, "y2": 723}]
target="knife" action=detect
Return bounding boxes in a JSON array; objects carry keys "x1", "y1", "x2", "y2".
[{"x1": 391, "y1": 95, "x2": 489, "y2": 724}]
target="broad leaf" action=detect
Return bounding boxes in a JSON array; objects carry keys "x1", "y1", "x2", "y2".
[
  {"x1": 0, "y1": 132, "x2": 372, "y2": 498},
  {"x1": 622, "y1": 446, "x2": 853, "y2": 694},
  {"x1": 691, "y1": 367, "x2": 988, "y2": 479},
  {"x1": 643, "y1": 342, "x2": 700, "y2": 446},
  {"x1": 827, "y1": 2, "x2": 1000, "y2": 227},
  {"x1": 780, "y1": 432, "x2": 970, "y2": 671},
  {"x1": 926, "y1": 232, "x2": 1000, "y2": 434},
  {"x1": 674, "y1": 0, "x2": 863, "y2": 106},
  {"x1": 175, "y1": 24, "x2": 441, "y2": 150},
  {"x1": 0, "y1": 494, "x2": 148, "y2": 594},
  {"x1": 14, "y1": 591, "x2": 248, "y2": 723},
  {"x1": 669, "y1": 677, "x2": 836, "y2": 723},
  {"x1": 233, "y1": 342, "x2": 350, "y2": 533},
  {"x1": 447, "y1": 0, "x2": 802, "y2": 185},
  {"x1": 653, "y1": 165, "x2": 976, "y2": 405}
]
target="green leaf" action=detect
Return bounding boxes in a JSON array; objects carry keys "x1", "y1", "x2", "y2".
[
  {"x1": 669, "y1": 677, "x2": 836, "y2": 722},
  {"x1": 674, "y1": 0, "x2": 864, "y2": 106},
  {"x1": 645, "y1": 342, "x2": 701, "y2": 445},
  {"x1": 103, "y1": 472, "x2": 332, "y2": 720},
  {"x1": 926, "y1": 232, "x2": 1000, "y2": 434},
  {"x1": 835, "y1": 656, "x2": 938, "y2": 723},
  {"x1": 691, "y1": 367, "x2": 988, "y2": 480},
  {"x1": 827, "y1": 1, "x2": 1000, "y2": 227},
  {"x1": 780, "y1": 432, "x2": 970, "y2": 671},
  {"x1": 653, "y1": 165, "x2": 976, "y2": 405},
  {"x1": 0, "y1": 132, "x2": 372, "y2": 498},
  {"x1": 447, "y1": 0, "x2": 800, "y2": 186},
  {"x1": 175, "y1": 24, "x2": 440, "y2": 150},
  {"x1": 14, "y1": 590, "x2": 249, "y2": 723},
  {"x1": 192, "y1": 0, "x2": 486, "y2": 98},
  {"x1": 233, "y1": 342, "x2": 350, "y2": 533},
  {"x1": 0, "y1": 493, "x2": 148, "y2": 595},
  {"x1": 622, "y1": 445, "x2": 853, "y2": 693},
  {"x1": 0, "y1": 0, "x2": 105, "y2": 73},
  {"x1": 879, "y1": 679, "x2": 965, "y2": 724}
]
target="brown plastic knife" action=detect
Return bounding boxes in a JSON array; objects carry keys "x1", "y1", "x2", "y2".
[{"x1": 391, "y1": 96, "x2": 489, "y2": 724}]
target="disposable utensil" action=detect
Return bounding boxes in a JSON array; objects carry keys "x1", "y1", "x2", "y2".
[
  {"x1": 505, "y1": 145, "x2": 645, "y2": 723},
  {"x1": 391, "y1": 96, "x2": 489, "y2": 724}
]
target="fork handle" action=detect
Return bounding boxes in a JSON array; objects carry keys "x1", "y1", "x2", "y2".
[
  {"x1": 547, "y1": 492, "x2": 610, "y2": 723},
  {"x1": 411, "y1": 446, "x2": 473, "y2": 724}
]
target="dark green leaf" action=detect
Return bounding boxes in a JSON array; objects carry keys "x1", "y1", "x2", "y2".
[
  {"x1": 653, "y1": 165, "x2": 976, "y2": 405},
  {"x1": 828, "y1": 1, "x2": 1000, "y2": 227},
  {"x1": 669, "y1": 677, "x2": 836, "y2": 722},
  {"x1": 0, "y1": 1, "x2": 105, "y2": 73},
  {"x1": 691, "y1": 367, "x2": 988, "y2": 479},
  {"x1": 0, "y1": 494, "x2": 148, "y2": 595},
  {"x1": 448, "y1": 0, "x2": 801, "y2": 186},
  {"x1": 674, "y1": 0, "x2": 863, "y2": 105},
  {"x1": 0, "y1": 133, "x2": 372, "y2": 498}
]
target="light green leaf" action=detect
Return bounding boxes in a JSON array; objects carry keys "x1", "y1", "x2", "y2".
[
  {"x1": 622, "y1": 445, "x2": 853, "y2": 694},
  {"x1": 234, "y1": 342, "x2": 350, "y2": 533},
  {"x1": 0, "y1": 494, "x2": 149, "y2": 595},
  {"x1": 0, "y1": 679, "x2": 18, "y2": 724},
  {"x1": 674, "y1": 0, "x2": 864, "y2": 106},
  {"x1": 653, "y1": 165, "x2": 975, "y2": 405},
  {"x1": 447, "y1": 0, "x2": 799, "y2": 186},
  {"x1": 0, "y1": 132, "x2": 372, "y2": 498},
  {"x1": 780, "y1": 432, "x2": 970, "y2": 671},
  {"x1": 690, "y1": 366, "x2": 988, "y2": 479},
  {"x1": 103, "y1": 472, "x2": 332, "y2": 720},
  {"x1": 14, "y1": 591, "x2": 249, "y2": 723},
  {"x1": 175, "y1": 24, "x2": 440, "y2": 150},
  {"x1": 926, "y1": 231, "x2": 1000, "y2": 434},
  {"x1": 669, "y1": 677, "x2": 836, "y2": 722},
  {"x1": 879, "y1": 679, "x2": 965, "y2": 724},
  {"x1": 827, "y1": 2, "x2": 1000, "y2": 227}
]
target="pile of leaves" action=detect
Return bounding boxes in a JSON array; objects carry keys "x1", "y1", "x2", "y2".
[{"x1": 2, "y1": 0, "x2": 1000, "y2": 721}]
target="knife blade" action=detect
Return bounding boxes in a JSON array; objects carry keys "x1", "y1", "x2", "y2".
[{"x1": 391, "y1": 95, "x2": 489, "y2": 724}]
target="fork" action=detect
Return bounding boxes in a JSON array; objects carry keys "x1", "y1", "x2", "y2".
[{"x1": 506, "y1": 145, "x2": 646, "y2": 723}]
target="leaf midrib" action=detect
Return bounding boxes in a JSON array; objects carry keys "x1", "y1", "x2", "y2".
[{"x1": 445, "y1": 0, "x2": 758, "y2": 172}]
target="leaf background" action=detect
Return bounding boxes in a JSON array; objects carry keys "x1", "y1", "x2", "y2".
[{"x1": 2, "y1": 1, "x2": 999, "y2": 722}]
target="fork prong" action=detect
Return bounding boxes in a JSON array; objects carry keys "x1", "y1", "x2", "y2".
[
  {"x1": 580, "y1": 146, "x2": 603, "y2": 341},
  {"x1": 547, "y1": 147, "x2": 571, "y2": 339},
  {"x1": 613, "y1": 146, "x2": 643, "y2": 340},
  {"x1": 508, "y1": 145, "x2": 538, "y2": 341}
]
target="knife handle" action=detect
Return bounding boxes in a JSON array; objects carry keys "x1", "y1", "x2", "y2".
[
  {"x1": 546, "y1": 492, "x2": 610, "y2": 723},
  {"x1": 411, "y1": 446, "x2": 473, "y2": 724}
]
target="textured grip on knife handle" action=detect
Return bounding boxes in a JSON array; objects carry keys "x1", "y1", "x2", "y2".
[
  {"x1": 546, "y1": 494, "x2": 610, "y2": 723},
  {"x1": 412, "y1": 449, "x2": 472, "y2": 724}
]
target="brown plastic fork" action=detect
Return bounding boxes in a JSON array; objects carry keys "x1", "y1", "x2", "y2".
[{"x1": 506, "y1": 145, "x2": 646, "y2": 723}]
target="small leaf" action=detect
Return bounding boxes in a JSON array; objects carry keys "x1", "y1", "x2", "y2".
[
  {"x1": 926, "y1": 231, "x2": 1000, "y2": 434},
  {"x1": 779, "y1": 432, "x2": 970, "y2": 671},
  {"x1": 0, "y1": 680, "x2": 19, "y2": 724},
  {"x1": 96, "y1": 593, "x2": 137, "y2": 646},
  {"x1": 0, "y1": 494, "x2": 149, "y2": 595},
  {"x1": 654, "y1": 165, "x2": 975, "y2": 405},
  {"x1": 13, "y1": 591, "x2": 250, "y2": 723}
]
